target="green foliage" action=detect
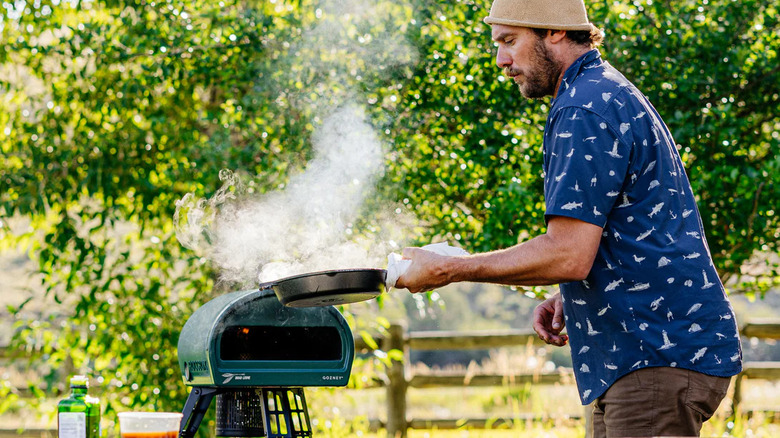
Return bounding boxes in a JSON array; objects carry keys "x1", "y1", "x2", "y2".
[
  {"x1": 591, "y1": 0, "x2": 780, "y2": 293},
  {"x1": 384, "y1": 0, "x2": 549, "y2": 252},
  {"x1": 0, "y1": 0, "x2": 417, "y2": 420},
  {"x1": 0, "y1": 0, "x2": 778, "y2": 425},
  {"x1": 385, "y1": 0, "x2": 780, "y2": 295}
]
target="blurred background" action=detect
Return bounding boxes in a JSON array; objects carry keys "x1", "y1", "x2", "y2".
[{"x1": 1, "y1": 0, "x2": 779, "y2": 436}]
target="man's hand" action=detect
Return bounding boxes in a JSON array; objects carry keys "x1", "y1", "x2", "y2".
[
  {"x1": 533, "y1": 292, "x2": 568, "y2": 346},
  {"x1": 395, "y1": 247, "x2": 453, "y2": 293}
]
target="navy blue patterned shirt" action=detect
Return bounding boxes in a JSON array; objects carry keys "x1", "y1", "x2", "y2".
[{"x1": 543, "y1": 50, "x2": 742, "y2": 405}]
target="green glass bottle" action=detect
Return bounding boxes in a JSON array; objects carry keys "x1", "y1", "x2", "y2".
[
  {"x1": 58, "y1": 376, "x2": 101, "y2": 438},
  {"x1": 86, "y1": 392, "x2": 101, "y2": 438}
]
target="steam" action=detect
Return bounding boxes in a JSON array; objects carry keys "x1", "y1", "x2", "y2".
[
  {"x1": 175, "y1": 105, "x2": 395, "y2": 285},
  {"x1": 174, "y1": 0, "x2": 417, "y2": 287}
]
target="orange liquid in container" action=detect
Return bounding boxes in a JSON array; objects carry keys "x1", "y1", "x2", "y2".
[{"x1": 121, "y1": 432, "x2": 178, "y2": 438}]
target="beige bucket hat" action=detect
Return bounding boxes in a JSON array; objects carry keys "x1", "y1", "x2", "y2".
[{"x1": 484, "y1": 0, "x2": 593, "y2": 31}]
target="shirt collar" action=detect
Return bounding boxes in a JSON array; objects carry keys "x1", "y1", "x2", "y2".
[{"x1": 553, "y1": 49, "x2": 602, "y2": 101}]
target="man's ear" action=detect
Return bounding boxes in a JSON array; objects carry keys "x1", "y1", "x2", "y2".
[{"x1": 547, "y1": 29, "x2": 567, "y2": 44}]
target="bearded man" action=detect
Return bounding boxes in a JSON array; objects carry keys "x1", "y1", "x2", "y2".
[{"x1": 396, "y1": 0, "x2": 743, "y2": 436}]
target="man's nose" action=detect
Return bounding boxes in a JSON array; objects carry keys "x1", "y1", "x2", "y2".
[{"x1": 496, "y1": 47, "x2": 511, "y2": 69}]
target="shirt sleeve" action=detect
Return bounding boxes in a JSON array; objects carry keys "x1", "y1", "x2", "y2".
[{"x1": 543, "y1": 107, "x2": 632, "y2": 227}]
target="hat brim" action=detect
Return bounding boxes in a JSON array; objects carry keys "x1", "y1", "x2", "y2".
[{"x1": 484, "y1": 16, "x2": 594, "y2": 31}]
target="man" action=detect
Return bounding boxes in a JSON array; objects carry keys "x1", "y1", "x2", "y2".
[{"x1": 395, "y1": 0, "x2": 743, "y2": 436}]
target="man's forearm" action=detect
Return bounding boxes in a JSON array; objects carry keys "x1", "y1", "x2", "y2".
[{"x1": 446, "y1": 232, "x2": 594, "y2": 286}]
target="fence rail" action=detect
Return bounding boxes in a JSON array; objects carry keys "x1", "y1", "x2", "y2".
[
  {"x1": 408, "y1": 371, "x2": 567, "y2": 388},
  {"x1": 740, "y1": 319, "x2": 780, "y2": 339},
  {"x1": 2, "y1": 320, "x2": 780, "y2": 438},
  {"x1": 364, "y1": 324, "x2": 575, "y2": 437},
  {"x1": 360, "y1": 320, "x2": 780, "y2": 437}
]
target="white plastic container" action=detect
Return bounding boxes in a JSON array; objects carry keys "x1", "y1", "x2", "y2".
[{"x1": 117, "y1": 412, "x2": 182, "y2": 438}]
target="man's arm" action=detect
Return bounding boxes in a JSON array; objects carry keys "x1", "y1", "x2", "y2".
[{"x1": 395, "y1": 215, "x2": 602, "y2": 293}]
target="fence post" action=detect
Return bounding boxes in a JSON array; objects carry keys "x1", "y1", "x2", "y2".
[
  {"x1": 384, "y1": 323, "x2": 408, "y2": 438},
  {"x1": 731, "y1": 373, "x2": 743, "y2": 417},
  {"x1": 584, "y1": 402, "x2": 593, "y2": 438}
]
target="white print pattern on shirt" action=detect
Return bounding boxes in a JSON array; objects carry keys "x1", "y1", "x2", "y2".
[
  {"x1": 605, "y1": 139, "x2": 622, "y2": 158},
  {"x1": 544, "y1": 51, "x2": 741, "y2": 405},
  {"x1": 617, "y1": 193, "x2": 633, "y2": 208},
  {"x1": 686, "y1": 303, "x2": 702, "y2": 315},
  {"x1": 586, "y1": 319, "x2": 601, "y2": 335},
  {"x1": 605, "y1": 278, "x2": 624, "y2": 292},
  {"x1": 658, "y1": 331, "x2": 677, "y2": 350},
  {"x1": 636, "y1": 227, "x2": 655, "y2": 241},
  {"x1": 648, "y1": 202, "x2": 664, "y2": 217},
  {"x1": 690, "y1": 347, "x2": 707, "y2": 363},
  {"x1": 702, "y1": 271, "x2": 716, "y2": 289},
  {"x1": 629, "y1": 283, "x2": 651, "y2": 292}
]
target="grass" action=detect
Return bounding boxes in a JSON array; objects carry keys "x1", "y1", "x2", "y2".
[
  {"x1": 3, "y1": 344, "x2": 780, "y2": 436},
  {"x1": 342, "y1": 427, "x2": 584, "y2": 438},
  {"x1": 2, "y1": 381, "x2": 780, "y2": 437},
  {"x1": 302, "y1": 380, "x2": 780, "y2": 438}
]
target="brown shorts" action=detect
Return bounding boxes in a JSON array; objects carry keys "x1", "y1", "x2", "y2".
[{"x1": 590, "y1": 367, "x2": 732, "y2": 438}]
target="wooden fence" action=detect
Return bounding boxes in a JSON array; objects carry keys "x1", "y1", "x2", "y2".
[
  {"x1": 356, "y1": 324, "x2": 579, "y2": 437},
  {"x1": 357, "y1": 319, "x2": 780, "y2": 438},
  {"x1": 1, "y1": 320, "x2": 779, "y2": 438},
  {"x1": 731, "y1": 319, "x2": 780, "y2": 416}
]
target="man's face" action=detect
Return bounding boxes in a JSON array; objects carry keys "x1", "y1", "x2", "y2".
[{"x1": 491, "y1": 25, "x2": 561, "y2": 99}]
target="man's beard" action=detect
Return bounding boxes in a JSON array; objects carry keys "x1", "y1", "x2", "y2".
[{"x1": 507, "y1": 38, "x2": 562, "y2": 99}]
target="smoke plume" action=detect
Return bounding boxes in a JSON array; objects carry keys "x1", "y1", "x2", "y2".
[{"x1": 174, "y1": 0, "x2": 416, "y2": 287}]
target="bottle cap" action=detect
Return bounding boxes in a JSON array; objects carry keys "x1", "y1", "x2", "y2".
[{"x1": 69, "y1": 375, "x2": 89, "y2": 388}]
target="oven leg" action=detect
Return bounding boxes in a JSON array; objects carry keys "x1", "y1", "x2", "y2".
[{"x1": 180, "y1": 387, "x2": 221, "y2": 438}]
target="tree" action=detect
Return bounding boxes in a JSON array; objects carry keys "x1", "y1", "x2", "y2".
[
  {"x1": 385, "y1": 0, "x2": 780, "y2": 294},
  {"x1": 0, "y1": 0, "x2": 417, "y2": 419},
  {"x1": 1, "y1": 0, "x2": 778, "y2": 426}
]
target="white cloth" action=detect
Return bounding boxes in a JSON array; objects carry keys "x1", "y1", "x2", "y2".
[{"x1": 385, "y1": 242, "x2": 469, "y2": 289}]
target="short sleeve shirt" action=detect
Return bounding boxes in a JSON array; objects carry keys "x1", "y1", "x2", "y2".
[{"x1": 543, "y1": 50, "x2": 742, "y2": 405}]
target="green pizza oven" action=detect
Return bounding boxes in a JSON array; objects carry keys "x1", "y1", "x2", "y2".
[{"x1": 177, "y1": 287, "x2": 355, "y2": 437}]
